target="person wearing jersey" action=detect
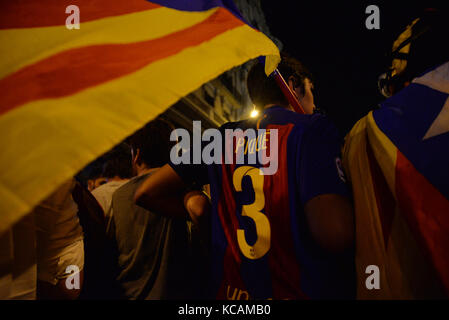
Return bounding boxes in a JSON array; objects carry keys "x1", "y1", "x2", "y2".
[{"x1": 135, "y1": 56, "x2": 355, "y2": 299}]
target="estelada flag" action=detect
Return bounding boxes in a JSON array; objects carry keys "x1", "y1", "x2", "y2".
[
  {"x1": 0, "y1": 0, "x2": 280, "y2": 233},
  {"x1": 343, "y1": 62, "x2": 449, "y2": 299}
]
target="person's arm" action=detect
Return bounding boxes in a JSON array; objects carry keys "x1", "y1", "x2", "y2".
[
  {"x1": 184, "y1": 190, "x2": 211, "y2": 226},
  {"x1": 135, "y1": 165, "x2": 211, "y2": 223},
  {"x1": 134, "y1": 164, "x2": 190, "y2": 218},
  {"x1": 299, "y1": 116, "x2": 354, "y2": 254},
  {"x1": 304, "y1": 194, "x2": 354, "y2": 254}
]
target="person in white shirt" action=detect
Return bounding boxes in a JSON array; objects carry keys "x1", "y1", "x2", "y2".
[{"x1": 91, "y1": 143, "x2": 134, "y2": 223}]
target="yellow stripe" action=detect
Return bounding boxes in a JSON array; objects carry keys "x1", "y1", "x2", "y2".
[
  {"x1": 344, "y1": 112, "x2": 440, "y2": 299},
  {"x1": 265, "y1": 54, "x2": 281, "y2": 76},
  {"x1": 365, "y1": 112, "x2": 398, "y2": 192},
  {"x1": 0, "y1": 23, "x2": 279, "y2": 233},
  {"x1": 0, "y1": 7, "x2": 218, "y2": 79},
  {"x1": 343, "y1": 114, "x2": 395, "y2": 298},
  {"x1": 364, "y1": 113, "x2": 406, "y2": 286},
  {"x1": 391, "y1": 18, "x2": 419, "y2": 77}
]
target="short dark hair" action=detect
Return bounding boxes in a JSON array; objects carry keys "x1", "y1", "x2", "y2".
[
  {"x1": 102, "y1": 143, "x2": 133, "y2": 179},
  {"x1": 247, "y1": 53, "x2": 313, "y2": 108},
  {"x1": 75, "y1": 154, "x2": 107, "y2": 189},
  {"x1": 87, "y1": 163, "x2": 103, "y2": 180},
  {"x1": 128, "y1": 118, "x2": 175, "y2": 168}
]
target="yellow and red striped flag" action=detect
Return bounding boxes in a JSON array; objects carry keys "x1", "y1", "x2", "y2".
[
  {"x1": 0, "y1": 0, "x2": 280, "y2": 233},
  {"x1": 343, "y1": 62, "x2": 449, "y2": 299}
]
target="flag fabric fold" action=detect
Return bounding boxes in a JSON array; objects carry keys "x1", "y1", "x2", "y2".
[
  {"x1": 0, "y1": 0, "x2": 280, "y2": 234},
  {"x1": 343, "y1": 62, "x2": 449, "y2": 299}
]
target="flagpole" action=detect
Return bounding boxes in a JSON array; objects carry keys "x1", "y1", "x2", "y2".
[
  {"x1": 271, "y1": 69, "x2": 305, "y2": 114},
  {"x1": 257, "y1": 57, "x2": 305, "y2": 114}
]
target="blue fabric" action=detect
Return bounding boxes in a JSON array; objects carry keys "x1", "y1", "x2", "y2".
[
  {"x1": 373, "y1": 74, "x2": 449, "y2": 200},
  {"x1": 147, "y1": 0, "x2": 249, "y2": 25}
]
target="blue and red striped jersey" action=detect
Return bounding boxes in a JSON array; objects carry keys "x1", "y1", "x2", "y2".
[{"x1": 170, "y1": 106, "x2": 354, "y2": 299}]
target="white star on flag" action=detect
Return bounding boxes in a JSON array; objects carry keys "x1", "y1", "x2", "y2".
[
  {"x1": 423, "y1": 97, "x2": 449, "y2": 140},
  {"x1": 412, "y1": 61, "x2": 449, "y2": 140}
]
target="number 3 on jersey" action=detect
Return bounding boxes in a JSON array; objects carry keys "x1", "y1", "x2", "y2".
[{"x1": 232, "y1": 166, "x2": 271, "y2": 260}]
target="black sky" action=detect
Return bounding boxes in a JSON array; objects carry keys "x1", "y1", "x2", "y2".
[{"x1": 262, "y1": 1, "x2": 443, "y2": 134}]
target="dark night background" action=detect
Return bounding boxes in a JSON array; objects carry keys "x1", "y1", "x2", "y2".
[{"x1": 262, "y1": 1, "x2": 446, "y2": 134}]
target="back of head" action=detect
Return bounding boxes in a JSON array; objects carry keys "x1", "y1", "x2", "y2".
[
  {"x1": 129, "y1": 118, "x2": 175, "y2": 168},
  {"x1": 76, "y1": 155, "x2": 106, "y2": 190},
  {"x1": 102, "y1": 143, "x2": 133, "y2": 180},
  {"x1": 86, "y1": 162, "x2": 103, "y2": 181},
  {"x1": 384, "y1": 8, "x2": 449, "y2": 95},
  {"x1": 247, "y1": 53, "x2": 313, "y2": 108}
]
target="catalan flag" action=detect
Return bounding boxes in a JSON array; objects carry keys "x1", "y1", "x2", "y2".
[
  {"x1": 343, "y1": 62, "x2": 449, "y2": 299},
  {"x1": 0, "y1": 0, "x2": 280, "y2": 233}
]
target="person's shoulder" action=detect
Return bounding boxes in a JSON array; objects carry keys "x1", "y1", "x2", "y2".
[
  {"x1": 306, "y1": 113, "x2": 339, "y2": 130},
  {"x1": 91, "y1": 182, "x2": 108, "y2": 197},
  {"x1": 111, "y1": 176, "x2": 140, "y2": 199},
  {"x1": 109, "y1": 179, "x2": 129, "y2": 190},
  {"x1": 296, "y1": 113, "x2": 343, "y2": 143},
  {"x1": 217, "y1": 109, "x2": 338, "y2": 134},
  {"x1": 274, "y1": 110, "x2": 337, "y2": 133},
  {"x1": 264, "y1": 106, "x2": 321, "y2": 128},
  {"x1": 92, "y1": 180, "x2": 121, "y2": 197}
]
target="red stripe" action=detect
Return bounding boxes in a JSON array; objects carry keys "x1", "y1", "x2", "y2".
[
  {"x1": 0, "y1": 8, "x2": 243, "y2": 116},
  {"x1": 395, "y1": 150, "x2": 449, "y2": 295},
  {"x1": 218, "y1": 162, "x2": 241, "y2": 265},
  {"x1": 366, "y1": 141, "x2": 396, "y2": 248},
  {"x1": 0, "y1": 0, "x2": 160, "y2": 29},
  {"x1": 264, "y1": 124, "x2": 306, "y2": 299},
  {"x1": 216, "y1": 162, "x2": 248, "y2": 299}
]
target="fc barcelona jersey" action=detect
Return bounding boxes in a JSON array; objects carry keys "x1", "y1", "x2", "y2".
[{"x1": 170, "y1": 106, "x2": 354, "y2": 299}]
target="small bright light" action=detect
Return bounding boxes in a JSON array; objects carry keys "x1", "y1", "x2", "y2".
[{"x1": 250, "y1": 108, "x2": 259, "y2": 118}]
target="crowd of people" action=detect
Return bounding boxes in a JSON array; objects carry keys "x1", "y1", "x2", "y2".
[{"x1": 1, "y1": 9, "x2": 448, "y2": 300}]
